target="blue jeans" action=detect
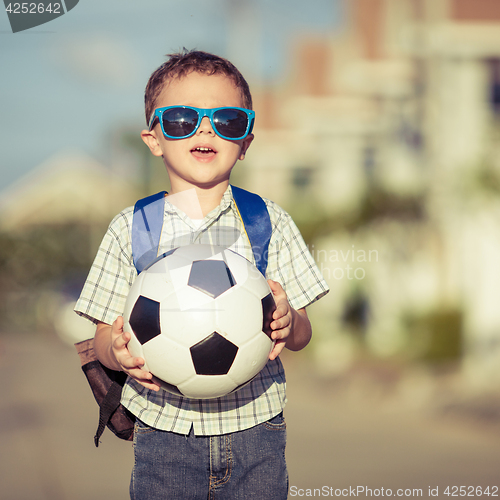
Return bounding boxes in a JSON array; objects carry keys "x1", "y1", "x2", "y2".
[{"x1": 130, "y1": 413, "x2": 288, "y2": 500}]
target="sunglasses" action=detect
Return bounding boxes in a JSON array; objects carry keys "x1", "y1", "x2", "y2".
[{"x1": 149, "y1": 106, "x2": 255, "y2": 141}]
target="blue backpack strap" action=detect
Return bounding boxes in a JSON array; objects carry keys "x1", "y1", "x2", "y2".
[
  {"x1": 131, "y1": 187, "x2": 272, "y2": 276},
  {"x1": 231, "y1": 185, "x2": 272, "y2": 277},
  {"x1": 132, "y1": 191, "x2": 167, "y2": 274}
]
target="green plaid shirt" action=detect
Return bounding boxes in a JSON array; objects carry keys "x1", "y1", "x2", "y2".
[{"x1": 75, "y1": 185, "x2": 328, "y2": 435}]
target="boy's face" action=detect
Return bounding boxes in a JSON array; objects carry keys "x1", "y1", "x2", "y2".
[{"x1": 141, "y1": 71, "x2": 254, "y2": 194}]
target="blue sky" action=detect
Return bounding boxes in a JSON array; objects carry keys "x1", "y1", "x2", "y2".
[{"x1": 0, "y1": 0, "x2": 342, "y2": 191}]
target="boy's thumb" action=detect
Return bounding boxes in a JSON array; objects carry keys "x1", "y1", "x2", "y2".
[{"x1": 267, "y1": 279, "x2": 281, "y2": 295}]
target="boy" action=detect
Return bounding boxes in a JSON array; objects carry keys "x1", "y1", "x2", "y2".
[{"x1": 75, "y1": 50, "x2": 329, "y2": 500}]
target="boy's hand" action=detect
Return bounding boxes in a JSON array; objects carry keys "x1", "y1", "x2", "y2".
[
  {"x1": 267, "y1": 280, "x2": 292, "y2": 360},
  {"x1": 108, "y1": 317, "x2": 160, "y2": 391}
]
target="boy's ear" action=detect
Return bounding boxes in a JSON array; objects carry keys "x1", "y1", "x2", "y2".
[
  {"x1": 239, "y1": 133, "x2": 254, "y2": 161},
  {"x1": 141, "y1": 129, "x2": 163, "y2": 157}
]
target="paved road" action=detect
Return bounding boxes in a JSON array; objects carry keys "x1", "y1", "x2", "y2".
[{"x1": 1, "y1": 333, "x2": 499, "y2": 500}]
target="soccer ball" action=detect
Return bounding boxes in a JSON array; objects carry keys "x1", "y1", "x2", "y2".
[{"x1": 123, "y1": 244, "x2": 276, "y2": 399}]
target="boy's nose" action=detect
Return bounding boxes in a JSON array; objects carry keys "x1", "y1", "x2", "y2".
[{"x1": 196, "y1": 117, "x2": 215, "y2": 136}]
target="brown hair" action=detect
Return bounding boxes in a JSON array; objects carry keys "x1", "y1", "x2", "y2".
[{"x1": 144, "y1": 49, "x2": 253, "y2": 124}]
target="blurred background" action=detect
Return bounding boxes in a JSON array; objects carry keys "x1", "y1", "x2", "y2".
[{"x1": 1, "y1": 0, "x2": 500, "y2": 498}]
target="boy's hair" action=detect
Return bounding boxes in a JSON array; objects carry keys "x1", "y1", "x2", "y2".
[{"x1": 144, "y1": 49, "x2": 253, "y2": 124}]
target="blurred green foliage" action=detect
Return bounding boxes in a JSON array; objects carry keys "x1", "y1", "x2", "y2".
[
  {"x1": 474, "y1": 161, "x2": 500, "y2": 194},
  {"x1": 403, "y1": 309, "x2": 463, "y2": 363},
  {"x1": 289, "y1": 187, "x2": 426, "y2": 245},
  {"x1": 0, "y1": 224, "x2": 102, "y2": 333}
]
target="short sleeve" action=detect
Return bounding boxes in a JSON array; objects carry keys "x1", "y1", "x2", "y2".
[
  {"x1": 74, "y1": 208, "x2": 137, "y2": 325},
  {"x1": 265, "y1": 202, "x2": 329, "y2": 311}
]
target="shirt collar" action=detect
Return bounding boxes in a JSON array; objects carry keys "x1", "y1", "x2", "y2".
[{"x1": 163, "y1": 185, "x2": 236, "y2": 226}]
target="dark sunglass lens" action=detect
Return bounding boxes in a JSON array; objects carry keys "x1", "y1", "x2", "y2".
[
  {"x1": 162, "y1": 108, "x2": 198, "y2": 137},
  {"x1": 213, "y1": 109, "x2": 248, "y2": 138}
]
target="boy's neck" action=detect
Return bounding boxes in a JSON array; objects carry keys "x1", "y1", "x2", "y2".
[{"x1": 167, "y1": 182, "x2": 228, "y2": 218}]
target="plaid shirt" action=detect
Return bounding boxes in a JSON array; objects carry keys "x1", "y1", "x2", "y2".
[{"x1": 75, "y1": 185, "x2": 328, "y2": 435}]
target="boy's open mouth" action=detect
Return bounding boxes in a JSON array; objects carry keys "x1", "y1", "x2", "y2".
[
  {"x1": 192, "y1": 147, "x2": 215, "y2": 154},
  {"x1": 191, "y1": 146, "x2": 217, "y2": 159}
]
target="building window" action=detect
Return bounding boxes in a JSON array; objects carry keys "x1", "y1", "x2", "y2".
[
  {"x1": 292, "y1": 166, "x2": 314, "y2": 189},
  {"x1": 487, "y1": 58, "x2": 500, "y2": 115}
]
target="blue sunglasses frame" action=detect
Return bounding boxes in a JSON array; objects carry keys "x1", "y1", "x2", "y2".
[{"x1": 148, "y1": 106, "x2": 255, "y2": 141}]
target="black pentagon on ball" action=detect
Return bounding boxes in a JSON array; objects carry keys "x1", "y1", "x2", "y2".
[
  {"x1": 190, "y1": 332, "x2": 239, "y2": 375},
  {"x1": 129, "y1": 295, "x2": 161, "y2": 345},
  {"x1": 188, "y1": 259, "x2": 236, "y2": 298},
  {"x1": 261, "y1": 293, "x2": 276, "y2": 339}
]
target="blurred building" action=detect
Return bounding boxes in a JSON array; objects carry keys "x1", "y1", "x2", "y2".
[
  {"x1": 244, "y1": 0, "x2": 500, "y2": 389},
  {"x1": 0, "y1": 150, "x2": 138, "y2": 233}
]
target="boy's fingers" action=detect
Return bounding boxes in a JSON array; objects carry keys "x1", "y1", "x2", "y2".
[
  {"x1": 272, "y1": 309, "x2": 291, "y2": 327},
  {"x1": 269, "y1": 339, "x2": 286, "y2": 360},
  {"x1": 112, "y1": 315, "x2": 124, "y2": 332},
  {"x1": 267, "y1": 278, "x2": 277, "y2": 289},
  {"x1": 126, "y1": 368, "x2": 161, "y2": 392},
  {"x1": 270, "y1": 280, "x2": 283, "y2": 294},
  {"x1": 127, "y1": 366, "x2": 151, "y2": 380},
  {"x1": 271, "y1": 324, "x2": 290, "y2": 339},
  {"x1": 273, "y1": 302, "x2": 287, "y2": 319},
  {"x1": 137, "y1": 380, "x2": 161, "y2": 392},
  {"x1": 119, "y1": 355, "x2": 145, "y2": 370},
  {"x1": 113, "y1": 331, "x2": 130, "y2": 349}
]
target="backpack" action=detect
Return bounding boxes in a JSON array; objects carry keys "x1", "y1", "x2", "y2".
[{"x1": 75, "y1": 186, "x2": 272, "y2": 446}]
